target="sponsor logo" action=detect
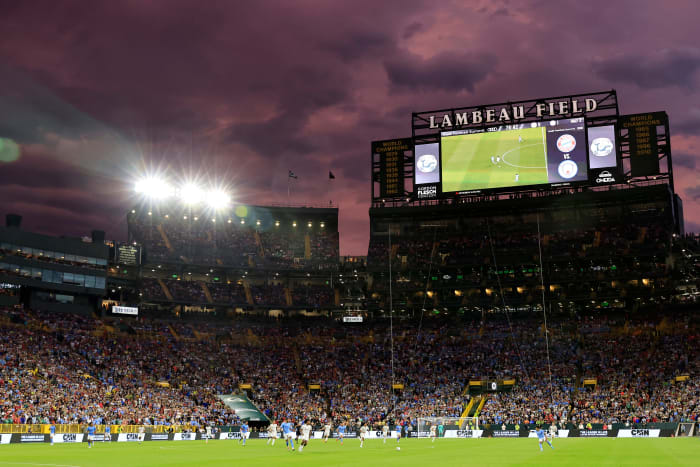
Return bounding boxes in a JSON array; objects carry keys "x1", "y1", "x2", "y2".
[
  {"x1": 492, "y1": 430, "x2": 521, "y2": 438},
  {"x1": 556, "y1": 134, "x2": 577, "y2": 153},
  {"x1": 174, "y1": 433, "x2": 196, "y2": 441},
  {"x1": 416, "y1": 154, "x2": 438, "y2": 173},
  {"x1": 416, "y1": 185, "x2": 438, "y2": 199},
  {"x1": 590, "y1": 137, "x2": 614, "y2": 157},
  {"x1": 20, "y1": 434, "x2": 45, "y2": 443},
  {"x1": 618, "y1": 429, "x2": 660, "y2": 438},
  {"x1": 557, "y1": 160, "x2": 578, "y2": 179},
  {"x1": 150, "y1": 434, "x2": 169, "y2": 440},
  {"x1": 0, "y1": 434, "x2": 11, "y2": 444},
  {"x1": 221, "y1": 432, "x2": 242, "y2": 440},
  {"x1": 579, "y1": 430, "x2": 608, "y2": 437},
  {"x1": 595, "y1": 170, "x2": 616, "y2": 184}
]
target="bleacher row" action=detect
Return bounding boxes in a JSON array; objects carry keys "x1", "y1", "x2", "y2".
[
  {"x1": 129, "y1": 215, "x2": 338, "y2": 270},
  {"x1": 139, "y1": 278, "x2": 335, "y2": 308}
]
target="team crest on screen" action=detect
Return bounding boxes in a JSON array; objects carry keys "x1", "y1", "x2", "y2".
[
  {"x1": 556, "y1": 134, "x2": 576, "y2": 153},
  {"x1": 557, "y1": 160, "x2": 578, "y2": 179},
  {"x1": 417, "y1": 154, "x2": 438, "y2": 173},
  {"x1": 590, "y1": 137, "x2": 614, "y2": 157}
]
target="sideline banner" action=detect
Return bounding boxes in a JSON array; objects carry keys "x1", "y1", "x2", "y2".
[
  {"x1": 118, "y1": 433, "x2": 145, "y2": 442},
  {"x1": 53, "y1": 433, "x2": 84, "y2": 443},
  {"x1": 0, "y1": 434, "x2": 11, "y2": 444},
  {"x1": 617, "y1": 429, "x2": 660, "y2": 438},
  {"x1": 220, "y1": 432, "x2": 242, "y2": 440},
  {"x1": 149, "y1": 434, "x2": 170, "y2": 441},
  {"x1": 174, "y1": 432, "x2": 197, "y2": 441},
  {"x1": 444, "y1": 429, "x2": 484, "y2": 438}
]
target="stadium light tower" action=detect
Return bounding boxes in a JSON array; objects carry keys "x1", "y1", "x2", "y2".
[
  {"x1": 180, "y1": 183, "x2": 204, "y2": 205},
  {"x1": 206, "y1": 189, "x2": 231, "y2": 210},
  {"x1": 134, "y1": 177, "x2": 171, "y2": 200}
]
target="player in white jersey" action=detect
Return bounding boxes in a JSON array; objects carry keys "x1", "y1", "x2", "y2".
[
  {"x1": 359, "y1": 424, "x2": 368, "y2": 448},
  {"x1": 515, "y1": 172, "x2": 519, "y2": 182},
  {"x1": 519, "y1": 135, "x2": 523, "y2": 143},
  {"x1": 267, "y1": 421, "x2": 278, "y2": 445},
  {"x1": 323, "y1": 422, "x2": 332, "y2": 443},
  {"x1": 382, "y1": 424, "x2": 389, "y2": 443},
  {"x1": 205, "y1": 425, "x2": 212, "y2": 444},
  {"x1": 549, "y1": 424, "x2": 558, "y2": 438},
  {"x1": 430, "y1": 424, "x2": 437, "y2": 443},
  {"x1": 496, "y1": 155, "x2": 501, "y2": 166},
  {"x1": 299, "y1": 421, "x2": 312, "y2": 452}
]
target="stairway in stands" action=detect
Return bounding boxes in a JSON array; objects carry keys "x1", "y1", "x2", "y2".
[
  {"x1": 200, "y1": 282, "x2": 213, "y2": 303},
  {"x1": 157, "y1": 279, "x2": 174, "y2": 300}
]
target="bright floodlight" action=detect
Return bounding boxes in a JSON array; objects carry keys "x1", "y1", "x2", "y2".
[
  {"x1": 180, "y1": 184, "x2": 204, "y2": 205},
  {"x1": 134, "y1": 177, "x2": 171, "y2": 200},
  {"x1": 206, "y1": 189, "x2": 231, "y2": 210}
]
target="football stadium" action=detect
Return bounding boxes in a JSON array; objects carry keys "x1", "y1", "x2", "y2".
[
  {"x1": 1, "y1": 3, "x2": 700, "y2": 465},
  {"x1": 0, "y1": 88, "x2": 698, "y2": 466}
]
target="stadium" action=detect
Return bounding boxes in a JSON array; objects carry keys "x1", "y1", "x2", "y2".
[
  {"x1": 0, "y1": 86, "x2": 697, "y2": 466},
  {"x1": 2, "y1": 0, "x2": 700, "y2": 461}
]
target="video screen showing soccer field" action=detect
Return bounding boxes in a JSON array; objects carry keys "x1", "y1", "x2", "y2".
[{"x1": 441, "y1": 121, "x2": 587, "y2": 192}]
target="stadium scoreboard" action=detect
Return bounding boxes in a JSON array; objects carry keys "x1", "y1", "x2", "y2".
[{"x1": 371, "y1": 91, "x2": 673, "y2": 203}]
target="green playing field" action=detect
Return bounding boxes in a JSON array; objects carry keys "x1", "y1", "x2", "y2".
[
  {"x1": 1, "y1": 438, "x2": 698, "y2": 467},
  {"x1": 441, "y1": 125, "x2": 548, "y2": 192}
]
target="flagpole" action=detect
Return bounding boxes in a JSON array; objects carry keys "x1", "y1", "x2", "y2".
[{"x1": 288, "y1": 176, "x2": 290, "y2": 202}]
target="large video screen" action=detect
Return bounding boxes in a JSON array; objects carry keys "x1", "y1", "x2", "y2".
[{"x1": 441, "y1": 119, "x2": 588, "y2": 192}]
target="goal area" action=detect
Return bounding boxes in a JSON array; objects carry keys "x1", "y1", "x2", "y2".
[{"x1": 416, "y1": 417, "x2": 480, "y2": 439}]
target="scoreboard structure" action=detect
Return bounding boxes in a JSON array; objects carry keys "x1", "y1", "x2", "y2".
[{"x1": 371, "y1": 90, "x2": 674, "y2": 205}]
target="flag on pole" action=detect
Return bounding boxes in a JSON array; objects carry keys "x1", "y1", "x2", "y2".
[
  {"x1": 288, "y1": 170, "x2": 298, "y2": 179},
  {"x1": 329, "y1": 171, "x2": 335, "y2": 179}
]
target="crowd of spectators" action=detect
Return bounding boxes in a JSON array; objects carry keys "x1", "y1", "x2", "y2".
[{"x1": 2, "y1": 306, "x2": 695, "y2": 430}]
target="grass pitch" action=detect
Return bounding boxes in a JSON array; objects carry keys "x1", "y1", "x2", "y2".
[
  {"x1": 1, "y1": 438, "x2": 698, "y2": 467},
  {"x1": 442, "y1": 125, "x2": 548, "y2": 192}
]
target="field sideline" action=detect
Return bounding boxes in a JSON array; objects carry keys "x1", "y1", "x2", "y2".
[{"x1": 1, "y1": 438, "x2": 698, "y2": 467}]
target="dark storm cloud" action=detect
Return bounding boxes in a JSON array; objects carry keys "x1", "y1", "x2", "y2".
[
  {"x1": 1, "y1": 0, "x2": 700, "y2": 254},
  {"x1": 592, "y1": 47, "x2": 700, "y2": 89},
  {"x1": 384, "y1": 50, "x2": 498, "y2": 93}
]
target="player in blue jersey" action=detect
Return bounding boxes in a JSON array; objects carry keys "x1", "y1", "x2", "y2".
[
  {"x1": 536, "y1": 428, "x2": 554, "y2": 451},
  {"x1": 337, "y1": 423, "x2": 346, "y2": 445},
  {"x1": 104, "y1": 424, "x2": 111, "y2": 442},
  {"x1": 87, "y1": 423, "x2": 96, "y2": 448},
  {"x1": 281, "y1": 419, "x2": 295, "y2": 451},
  {"x1": 240, "y1": 422, "x2": 249, "y2": 446},
  {"x1": 49, "y1": 424, "x2": 55, "y2": 446}
]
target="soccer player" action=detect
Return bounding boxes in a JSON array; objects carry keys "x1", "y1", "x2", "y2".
[
  {"x1": 337, "y1": 422, "x2": 346, "y2": 445},
  {"x1": 205, "y1": 425, "x2": 212, "y2": 444},
  {"x1": 519, "y1": 135, "x2": 523, "y2": 143},
  {"x1": 359, "y1": 424, "x2": 368, "y2": 448},
  {"x1": 496, "y1": 156, "x2": 501, "y2": 166},
  {"x1": 138, "y1": 425, "x2": 145, "y2": 444},
  {"x1": 299, "y1": 420, "x2": 311, "y2": 452},
  {"x1": 240, "y1": 422, "x2": 249, "y2": 446},
  {"x1": 549, "y1": 423, "x2": 558, "y2": 439},
  {"x1": 267, "y1": 421, "x2": 278, "y2": 446},
  {"x1": 515, "y1": 172, "x2": 520, "y2": 182},
  {"x1": 281, "y1": 419, "x2": 295, "y2": 451},
  {"x1": 87, "y1": 423, "x2": 96, "y2": 448},
  {"x1": 430, "y1": 423, "x2": 437, "y2": 443},
  {"x1": 491, "y1": 155, "x2": 496, "y2": 165},
  {"x1": 322, "y1": 421, "x2": 332, "y2": 443},
  {"x1": 396, "y1": 421, "x2": 402, "y2": 445},
  {"x1": 382, "y1": 423, "x2": 389, "y2": 444},
  {"x1": 49, "y1": 423, "x2": 55, "y2": 446},
  {"x1": 104, "y1": 424, "x2": 111, "y2": 442},
  {"x1": 536, "y1": 428, "x2": 554, "y2": 451},
  {"x1": 438, "y1": 420, "x2": 444, "y2": 439}
]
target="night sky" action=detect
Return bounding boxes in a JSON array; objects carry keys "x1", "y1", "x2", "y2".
[{"x1": 1, "y1": 0, "x2": 699, "y2": 255}]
